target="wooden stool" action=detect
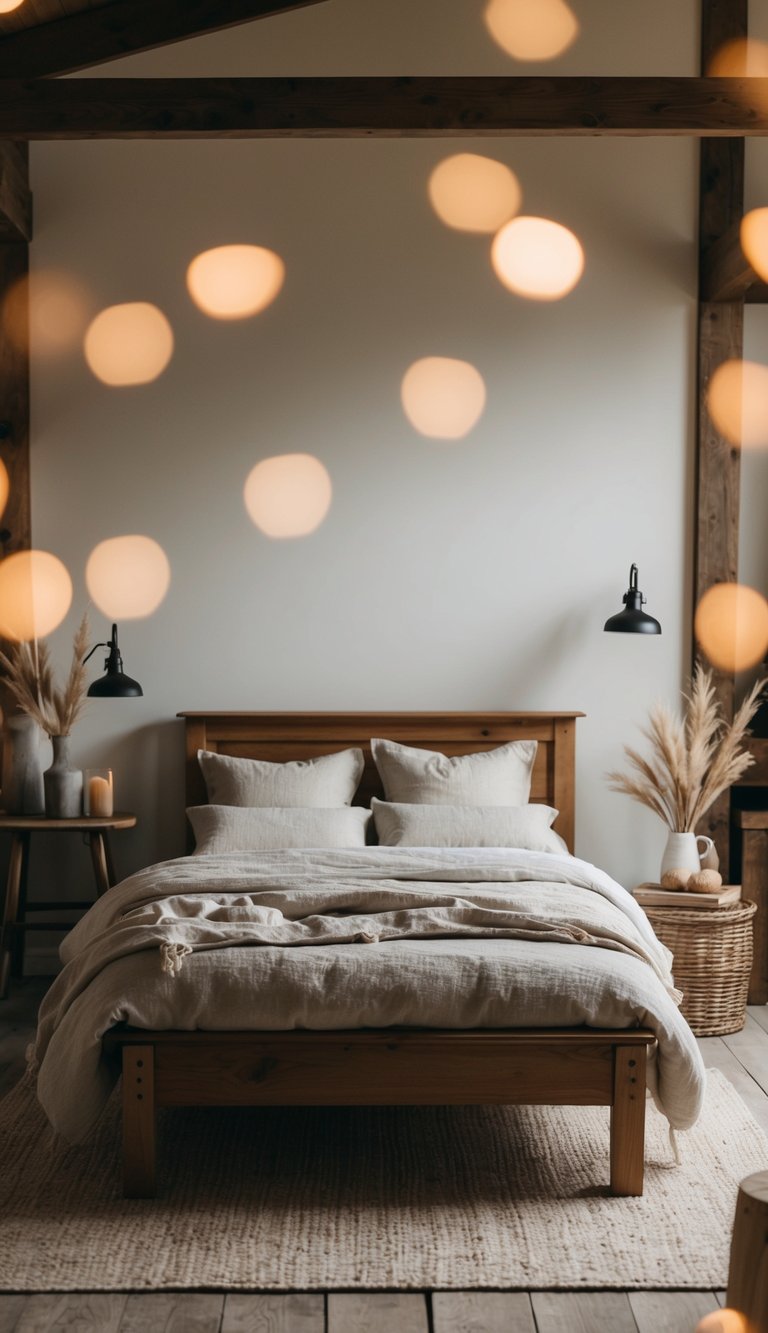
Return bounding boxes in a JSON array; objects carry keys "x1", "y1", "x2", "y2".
[
  {"x1": 732, "y1": 811, "x2": 768, "y2": 1004},
  {"x1": 727, "y1": 1170, "x2": 768, "y2": 1331},
  {"x1": 0, "y1": 812, "x2": 137, "y2": 998}
]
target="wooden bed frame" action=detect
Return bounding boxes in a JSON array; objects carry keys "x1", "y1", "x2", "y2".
[{"x1": 104, "y1": 710, "x2": 655, "y2": 1199}]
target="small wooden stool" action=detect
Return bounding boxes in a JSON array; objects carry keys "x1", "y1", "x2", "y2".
[
  {"x1": 727, "y1": 1170, "x2": 768, "y2": 1331},
  {"x1": 0, "y1": 812, "x2": 137, "y2": 998}
]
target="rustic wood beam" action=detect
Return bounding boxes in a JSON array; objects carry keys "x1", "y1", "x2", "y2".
[
  {"x1": 0, "y1": 143, "x2": 31, "y2": 244},
  {"x1": 2, "y1": 77, "x2": 768, "y2": 139},
  {"x1": 701, "y1": 216, "x2": 768, "y2": 301},
  {"x1": 694, "y1": 0, "x2": 747, "y2": 869},
  {"x1": 0, "y1": 0, "x2": 330, "y2": 79},
  {"x1": 0, "y1": 240, "x2": 31, "y2": 719}
]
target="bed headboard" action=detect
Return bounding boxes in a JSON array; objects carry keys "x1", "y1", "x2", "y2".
[{"x1": 178, "y1": 711, "x2": 583, "y2": 852}]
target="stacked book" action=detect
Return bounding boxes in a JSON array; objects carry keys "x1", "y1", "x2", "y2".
[{"x1": 633, "y1": 882, "x2": 742, "y2": 909}]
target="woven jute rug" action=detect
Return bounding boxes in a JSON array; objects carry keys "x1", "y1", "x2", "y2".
[{"x1": 0, "y1": 1068, "x2": 764, "y2": 1291}]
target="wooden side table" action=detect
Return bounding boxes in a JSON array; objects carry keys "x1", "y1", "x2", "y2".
[
  {"x1": 732, "y1": 809, "x2": 768, "y2": 1004},
  {"x1": 0, "y1": 812, "x2": 137, "y2": 998}
]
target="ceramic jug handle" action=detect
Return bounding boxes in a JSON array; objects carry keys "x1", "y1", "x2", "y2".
[{"x1": 696, "y1": 835, "x2": 715, "y2": 863}]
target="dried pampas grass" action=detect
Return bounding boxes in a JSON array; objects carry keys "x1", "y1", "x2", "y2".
[
  {"x1": 0, "y1": 613, "x2": 90, "y2": 737},
  {"x1": 607, "y1": 665, "x2": 764, "y2": 832}
]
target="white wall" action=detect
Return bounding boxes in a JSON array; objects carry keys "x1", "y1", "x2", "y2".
[{"x1": 23, "y1": 0, "x2": 699, "y2": 908}]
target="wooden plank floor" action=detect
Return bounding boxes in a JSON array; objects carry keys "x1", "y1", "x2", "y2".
[{"x1": 0, "y1": 979, "x2": 753, "y2": 1332}]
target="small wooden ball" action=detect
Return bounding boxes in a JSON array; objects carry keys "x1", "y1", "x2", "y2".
[
  {"x1": 660, "y1": 868, "x2": 691, "y2": 890},
  {"x1": 688, "y1": 869, "x2": 723, "y2": 893}
]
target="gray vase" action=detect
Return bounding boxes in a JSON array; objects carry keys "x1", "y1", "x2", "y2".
[
  {"x1": 44, "y1": 735, "x2": 83, "y2": 819},
  {"x1": 1, "y1": 713, "x2": 45, "y2": 815}
]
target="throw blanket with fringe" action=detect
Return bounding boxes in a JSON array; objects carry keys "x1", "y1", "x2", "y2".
[{"x1": 30, "y1": 847, "x2": 706, "y2": 1142}]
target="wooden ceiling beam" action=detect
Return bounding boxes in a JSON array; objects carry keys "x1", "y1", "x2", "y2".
[
  {"x1": 1, "y1": 76, "x2": 768, "y2": 139},
  {"x1": 0, "y1": 0, "x2": 330, "y2": 79}
]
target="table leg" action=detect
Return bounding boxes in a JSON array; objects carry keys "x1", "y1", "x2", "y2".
[
  {"x1": 0, "y1": 832, "x2": 28, "y2": 1000},
  {"x1": 10, "y1": 831, "x2": 30, "y2": 980},
  {"x1": 103, "y1": 833, "x2": 116, "y2": 888},
  {"x1": 88, "y1": 831, "x2": 112, "y2": 896}
]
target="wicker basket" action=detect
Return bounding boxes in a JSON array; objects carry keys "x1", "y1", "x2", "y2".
[{"x1": 645, "y1": 899, "x2": 756, "y2": 1036}]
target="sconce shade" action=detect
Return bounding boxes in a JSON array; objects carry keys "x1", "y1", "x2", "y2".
[
  {"x1": 604, "y1": 564, "x2": 662, "y2": 635},
  {"x1": 86, "y1": 623, "x2": 143, "y2": 697}
]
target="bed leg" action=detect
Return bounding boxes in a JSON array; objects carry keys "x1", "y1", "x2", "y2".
[
  {"x1": 609, "y1": 1044, "x2": 646, "y2": 1197},
  {"x1": 122, "y1": 1044, "x2": 156, "y2": 1198}
]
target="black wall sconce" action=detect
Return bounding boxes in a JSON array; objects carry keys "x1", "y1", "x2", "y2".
[
  {"x1": 604, "y1": 564, "x2": 662, "y2": 635},
  {"x1": 84, "y1": 624, "x2": 143, "y2": 697}
]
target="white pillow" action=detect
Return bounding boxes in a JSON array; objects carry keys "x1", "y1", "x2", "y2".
[
  {"x1": 371, "y1": 737, "x2": 537, "y2": 806},
  {"x1": 371, "y1": 799, "x2": 567, "y2": 852},
  {"x1": 188, "y1": 804, "x2": 372, "y2": 854},
  {"x1": 197, "y1": 747, "x2": 364, "y2": 808}
]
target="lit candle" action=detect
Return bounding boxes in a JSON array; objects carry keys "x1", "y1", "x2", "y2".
[{"x1": 88, "y1": 775, "x2": 113, "y2": 818}]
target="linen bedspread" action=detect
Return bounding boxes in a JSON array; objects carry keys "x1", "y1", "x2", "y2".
[{"x1": 30, "y1": 848, "x2": 706, "y2": 1141}]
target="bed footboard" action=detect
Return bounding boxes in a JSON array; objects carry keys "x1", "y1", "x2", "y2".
[{"x1": 107, "y1": 1027, "x2": 655, "y2": 1199}]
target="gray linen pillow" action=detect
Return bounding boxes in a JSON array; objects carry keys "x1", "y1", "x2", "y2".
[
  {"x1": 371, "y1": 799, "x2": 567, "y2": 852},
  {"x1": 188, "y1": 804, "x2": 372, "y2": 854},
  {"x1": 370, "y1": 737, "x2": 537, "y2": 805},
  {"x1": 197, "y1": 747, "x2": 364, "y2": 808}
]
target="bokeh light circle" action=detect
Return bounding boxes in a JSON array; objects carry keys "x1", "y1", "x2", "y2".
[
  {"x1": 0, "y1": 458, "x2": 8, "y2": 519},
  {"x1": 709, "y1": 37, "x2": 768, "y2": 76},
  {"x1": 741, "y1": 207, "x2": 768, "y2": 282},
  {"x1": 401, "y1": 357, "x2": 487, "y2": 440},
  {"x1": 428, "y1": 154, "x2": 522, "y2": 233},
  {"x1": 695, "y1": 1310, "x2": 746, "y2": 1333},
  {"x1": 695, "y1": 583, "x2": 768, "y2": 673},
  {"x1": 491, "y1": 216, "x2": 584, "y2": 300},
  {"x1": 0, "y1": 550, "x2": 73, "y2": 642},
  {"x1": 2, "y1": 270, "x2": 92, "y2": 358},
  {"x1": 186, "y1": 245, "x2": 285, "y2": 320},
  {"x1": 706, "y1": 358, "x2": 768, "y2": 449},
  {"x1": 244, "y1": 454, "x2": 332, "y2": 538},
  {"x1": 86, "y1": 535, "x2": 171, "y2": 618},
  {"x1": 484, "y1": 0, "x2": 579, "y2": 61},
  {"x1": 84, "y1": 303, "x2": 174, "y2": 386},
  {"x1": 0, "y1": 0, "x2": 27, "y2": 12}
]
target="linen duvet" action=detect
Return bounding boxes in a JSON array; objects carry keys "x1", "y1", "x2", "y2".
[{"x1": 31, "y1": 846, "x2": 706, "y2": 1142}]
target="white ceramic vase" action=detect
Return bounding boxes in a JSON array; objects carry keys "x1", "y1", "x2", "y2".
[{"x1": 660, "y1": 830, "x2": 716, "y2": 880}]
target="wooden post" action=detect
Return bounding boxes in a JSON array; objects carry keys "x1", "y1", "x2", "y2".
[
  {"x1": 609, "y1": 1045, "x2": 646, "y2": 1196},
  {"x1": 726, "y1": 1170, "x2": 768, "y2": 1332},
  {"x1": 0, "y1": 145, "x2": 31, "y2": 739},
  {"x1": 694, "y1": 0, "x2": 748, "y2": 872},
  {"x1": 122, "y1": 1045, "x2": 156, "y2": 1198}
]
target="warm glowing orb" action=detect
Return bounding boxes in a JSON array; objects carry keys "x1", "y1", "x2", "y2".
[
  {"x1": 695, "y1": 1310, "x2": 747, "y2": 1333},
  {"x1": 695, "y1": 583, "x2": 768, "y2": 673},
  {"x1": 186, "y1": 245, "x2": 285, "y2": 320},
  {"x1": 0, "y1": 458, "x2": 8, "y2": 519},
  {"x1": 428, "y1": 154, "x2": 522, "y2": 234},
  {"x1": 709, "y1": 37, "x2": 768, "y2": 76},
  {"x1": 86, "y1": 535, "x2": 171, "y2": 618},
  {"x1": 491, "y1": 215, "x2": 584, "y2": 300},
  {"x1": 484, "y1": 0, "x2": 579, "y2": 61},
  {"x1": 84, "y1": 303, "x2": 174, "y2": 386},
  {"x1": 4, "y1": 270, "x2": 92, "y2": 358},
  {"x1": 244, "y1": 454, "x2": 332, "y2": 538},
  {"x1": 0, "y1": 550, "x2": 72, "y2": 642},
  {"x1": 741, "y1": 207, "x2": 768, "y2": 283},
  {"x1": 0, "y1": 0, "x2": 27, "y2": 12},
  {"x1": 706, "y1": 358, "x2": 768, "y2": 449},
  {"x1": 401, "y1": 357, "x2": 487, "y2": 440}
]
